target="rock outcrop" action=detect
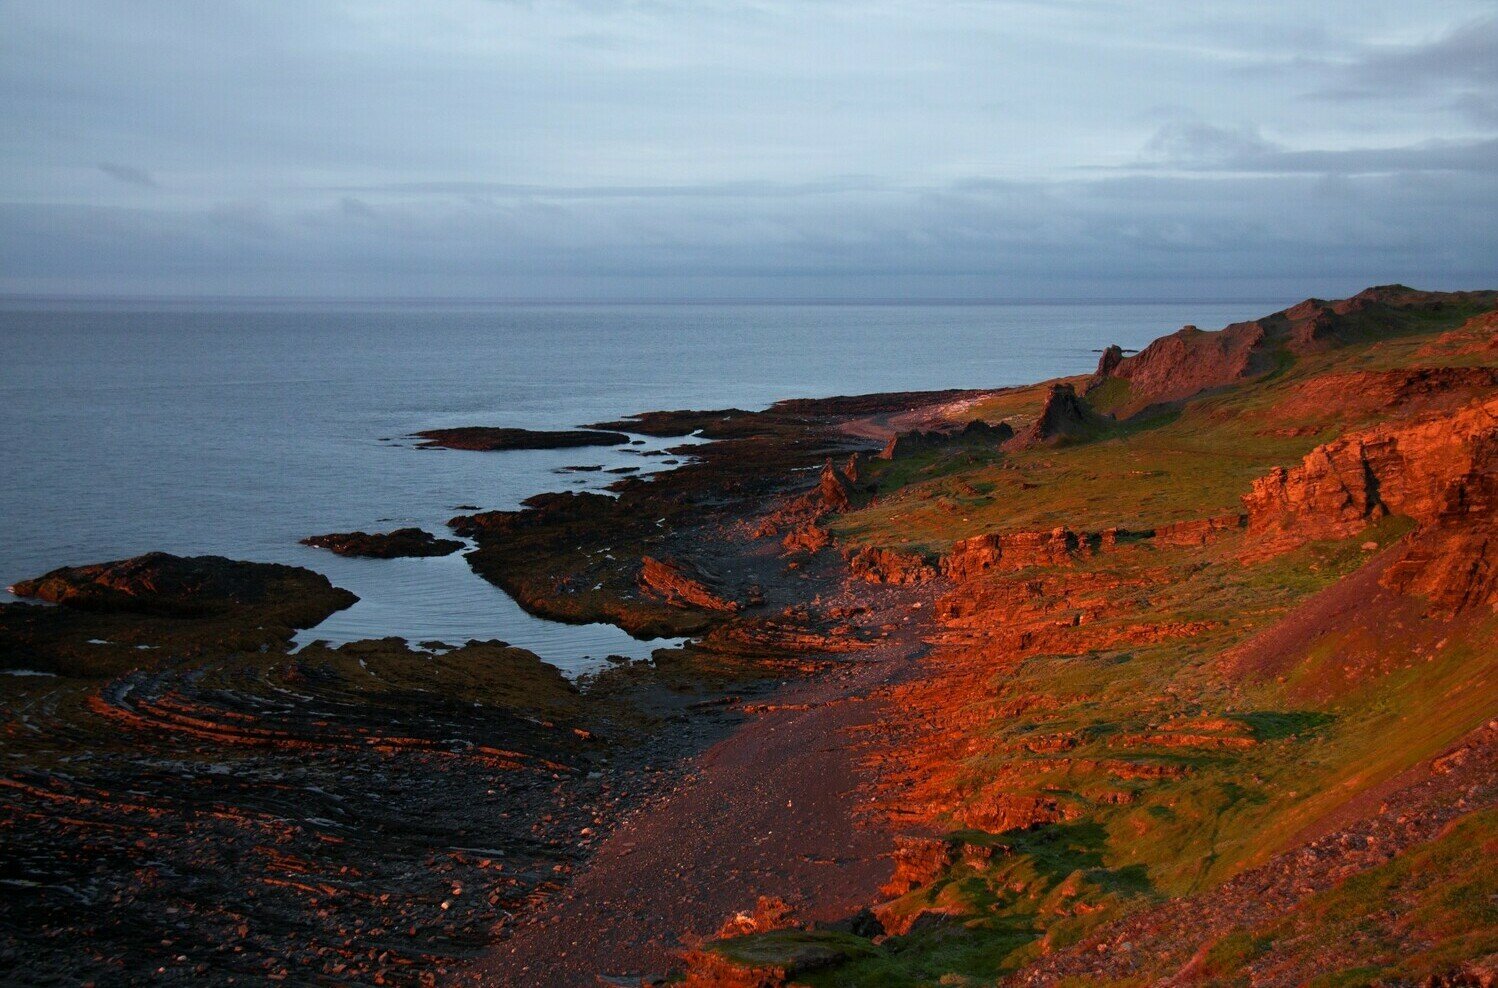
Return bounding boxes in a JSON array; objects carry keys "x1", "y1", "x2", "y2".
[
  {"x1": 1085, "y1": 344, "x2": 1125, "y2": 391},
  {"x1": 301, "y1": 527, "x2": 464, "y2": 558},
  {"x1": 1006, "y1": 384, "x2": 1109, "y2": 449},
  {"x1": 845, "y1": 547, "x2": 938, "y2": 585},
  {"x1": 942, "y1": 527, "x2": 1094, "y2": 580},
  {"x1": 638, "y1": 556, "x2": 740, "y2": 613},
  {"x1": 814, "y1": 458, "x2": 855, "y2": 513},
  {"x1": 877, "y1": 419, "x2": 1014, "y2": 460},
  {"x1": 1243, "y1": 395, "x2": 1498, "y2": 611},
  {"x1": 1153, "y1": 514, "x2": 1246, "y2": 547},
  {"x1": 9, "y1": 552, "x2": 357, "y2": 624}
]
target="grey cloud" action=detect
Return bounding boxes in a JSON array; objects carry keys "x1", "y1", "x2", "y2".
[
  {"x1": 1314, "y1": 16, "x2": 1498, "y2": 124},
  {"x1": 1, "y1": 0, "x2": 1495, "y2": 298},
  {"x1": 313, "y1": 178, "x2": 892, "y2": 200},
  {"x1": 1126, "y1": 122, "x2": 1498, "y2": 176},
  {"x1": 97, "y1": 163, "x2": 158, "y2": 188},
  {"x1": 3, "y1": 169, "x2": 1493, "y2": 298},
  {"x1": 1141, "y1": 122, "x2": 1279, "y2": 168}
]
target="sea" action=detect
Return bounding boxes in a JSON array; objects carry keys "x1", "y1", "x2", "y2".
[{"x1": 0, "y1": 299, "x2": 1277, "y2": 673}]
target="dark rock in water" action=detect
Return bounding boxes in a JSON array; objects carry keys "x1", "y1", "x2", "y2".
[
  {"x1": 412, "y1": 427, "x2": 631, "y2": 451},
  {"x1": 301, "y1": 527, "x2": 463, "y2": 559},
  {"x1": 8, "y1": 552, "x2": 357, "y2": 624},
  {"x1": 607, "y1": 466, "x2": 640, "y2": 474},
  {"x1": 1008, "y1": 383, "x2": 1110, "y2": 449},
  {"x1": 587, "y1": 408, "x2": 754, "y2": 437},
  {"x1": 10, "y1": 550, "x2": 353, "y2": 637}
]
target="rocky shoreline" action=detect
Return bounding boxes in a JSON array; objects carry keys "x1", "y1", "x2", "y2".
[{"x1": 3, "y1": 285, "x2": 1496, "y2": 986}]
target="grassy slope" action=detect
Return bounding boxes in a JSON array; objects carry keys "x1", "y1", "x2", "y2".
[{"x1": 714, "y1": 299, "x2": 1497, "y2": 985}]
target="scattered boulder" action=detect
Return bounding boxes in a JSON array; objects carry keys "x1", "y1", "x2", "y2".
[
  {"x1": 301, "y1": 527, "x2": 463, "y2": 558},
  {"x1": 781, "y1": 523, "x2": 831, "y2": 555}
]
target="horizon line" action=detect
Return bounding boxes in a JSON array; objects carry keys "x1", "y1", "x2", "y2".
[{"x1": 0, "y1": 292, "x2": 1292, "y2": 308}]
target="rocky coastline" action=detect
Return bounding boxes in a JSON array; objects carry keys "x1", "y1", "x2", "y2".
[{"x1": 2, "y1": 285, "x2": 1496, "y2": 986}]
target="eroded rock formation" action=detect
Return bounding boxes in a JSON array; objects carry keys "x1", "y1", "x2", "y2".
[{"x1": 1006, "y1": 383, "x2": 1109, "y2": 449}]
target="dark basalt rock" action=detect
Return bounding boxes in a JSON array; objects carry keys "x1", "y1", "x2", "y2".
[
  {"x1": 301, "y1": 527, "x2": 463, "y2": 559},
  {"x1": 413, "y1": 427, "x2": 631, "y2": 451},
  {"x1": 9, "y1": 552, "x2": 357, "y2": 622}
]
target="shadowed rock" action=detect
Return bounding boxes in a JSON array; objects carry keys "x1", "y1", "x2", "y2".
[
  {"x1": 9, "y1": 552, "x2": 357, "y2": 622},
  {"x1": 1006, "y1": 383, "x2": 1109, "y2": 449},
  {"x1": 301, "y1": 527, "x2": 464, "y2": 558},
  {"x1": 877, "y1": 419, "x2": 1014, "y2": 460},
  {"x1": 413, "y1": 427, "x2": 630, "y2": 450}
]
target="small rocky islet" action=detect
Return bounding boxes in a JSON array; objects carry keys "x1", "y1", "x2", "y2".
[
  {"x1": 2, "y1": 285, "x2": 1496, "y2": 986},
  {"x1": 301, "y1": 526, "x2": 464, "y2": 558}
]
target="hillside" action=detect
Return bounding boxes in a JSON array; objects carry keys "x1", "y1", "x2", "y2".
[{"x1": 683, "y1": 286, "x2": 1498, "y2": 986}]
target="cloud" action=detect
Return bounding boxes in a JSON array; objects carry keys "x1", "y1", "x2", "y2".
[
  {"x1": 1131, "y1": 123, "x2": 1498, "y2": 176},
  {"x1": 3, "y1": 167, "x2": 1494, "y2": 299},
  {"x1": 1140, "y1": 122, "x2": 1279, "y2": 168},
  {"x1": 1314, "y1": 16, "x2": 1498, "y2": 125},
  {"x1": 97, "y1": 163, "x2": 158, "y2": 188},
  {"x1": 1, "y1": 1, "x2": 1495, "y2": 297}
]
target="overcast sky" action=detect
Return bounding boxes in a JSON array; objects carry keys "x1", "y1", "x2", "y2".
[{"x1": 2, "y1": 1, "x2": 1496, "y2": 299}]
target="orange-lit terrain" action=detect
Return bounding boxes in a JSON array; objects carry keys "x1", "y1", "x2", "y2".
[{"x1": 3, "y1": 287, "x2": 1495, "y2": 986}]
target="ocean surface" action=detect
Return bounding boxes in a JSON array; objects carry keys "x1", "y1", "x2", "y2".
[{"x1": 0, "y1": 299, "x2": 1277, "y2": 673}]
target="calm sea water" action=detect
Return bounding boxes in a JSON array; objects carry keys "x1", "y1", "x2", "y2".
[{"x1": 0, "y1": 300, "x2": 1276, "y2": 672}]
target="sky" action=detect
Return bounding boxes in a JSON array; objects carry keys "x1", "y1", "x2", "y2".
[{"x1": 2, "y1": 0, "x2": 1496, "y2": 300}]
